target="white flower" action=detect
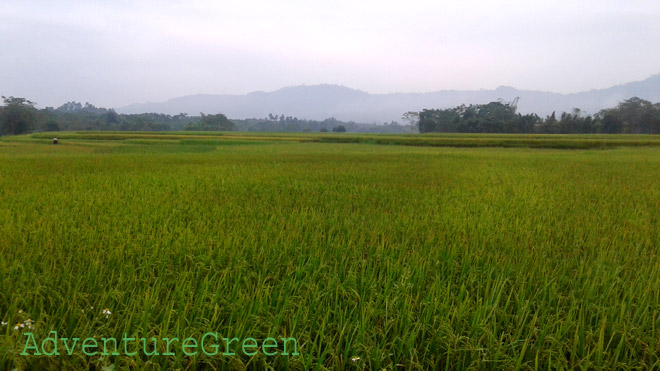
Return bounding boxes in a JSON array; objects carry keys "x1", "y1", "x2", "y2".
[
  {"x1": 18, "y1": 310, "x2": 23, "y2": 314},
  {"x1": 102, "y1": 308, "x2": 112, "y2": 318},
  {"x1": 23, "y1": 319, "x2": 34, "y2": 330},
  {"x1": 1, "y1": 321, "x2": 7, "y2": 326},
  {"x1": 13, "y1": 323, "x2": 21, "y2": 331},
  {"x1": 350, "y1": 356, "x2": 360, "y2": 362}
]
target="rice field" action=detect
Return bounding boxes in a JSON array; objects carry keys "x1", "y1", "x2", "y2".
[{"x1": 1, "y1": 132, "x2": 660, "y2": 370}]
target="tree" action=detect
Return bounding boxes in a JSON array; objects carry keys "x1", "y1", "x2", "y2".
[
  {"x1": 184, "y1": 113, "x2": 235, "y2": 131},
  {"x1": 418, "y1": 101, "x2": 519, "y2": 133},
  {"x1": 44, "y1": 120, "x2": 61, "y2": 132},
  {"x1": 470, "y1": 101, "x2": 518, "y2": 133},
  {"x1": 539, "y1": 111, "x2": 559, "y2": 133},
  {"x1": 515, "y1": 113, "x2": 541, "y2": 133},
  {"x1": 332, "y1": 125, "x2": 346, "y2": 132},
  {"x1": 1, "y1": 96, "x2": 37, "y2": 135},
  {"x1": 104, "y1": 110, "x2": 120, "y2": 124},
  {"x1": 419, "y1": 107, "x2": 461, "y2": 133},
  {"x1": 597, "y1": 97, "x2": 659, "y2": 134},
  {"x1": 402, "y1": 111, "x2": 420, "y2": 133}
]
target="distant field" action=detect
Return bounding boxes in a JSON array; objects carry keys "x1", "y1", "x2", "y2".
[
  {"x1": 24, "y1": 130, "x2": 660, "y2": 149},
  {"x1": 1, "y1": 132, "x2": 660, "y2": 370}
]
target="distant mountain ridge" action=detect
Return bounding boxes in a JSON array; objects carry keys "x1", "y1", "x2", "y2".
[{"x1": 117, "y1": 75, "x2": 660, "y2": 123}]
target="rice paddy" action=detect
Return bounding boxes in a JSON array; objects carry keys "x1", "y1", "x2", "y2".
[{"x1": 1, "y1": 132, "x2": 659, "y2": 370}]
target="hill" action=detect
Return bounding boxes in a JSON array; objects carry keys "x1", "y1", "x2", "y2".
[{"x1": 117, "y1": 75, "x2": 660, "y2": 123}]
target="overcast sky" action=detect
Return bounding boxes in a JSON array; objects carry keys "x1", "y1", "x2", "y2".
[{"x1": 1, "y1": 0, "x2": 659, "y2": 108}]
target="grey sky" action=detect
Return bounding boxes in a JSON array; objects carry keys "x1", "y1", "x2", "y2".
[{"x1": 1, "y1": 0, "x2": 659, "y2": 108}]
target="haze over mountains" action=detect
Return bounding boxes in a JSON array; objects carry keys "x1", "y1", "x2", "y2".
[{"x1": 118, "y1": 74, "x2": 660, "y2": 123}]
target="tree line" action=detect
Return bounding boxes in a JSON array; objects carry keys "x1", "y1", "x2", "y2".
[
  {"x1": 0, "y1": 96, "x2": 411, "y2": 135},
  {"x1": 0, "y1": 97, "x2": 195, "y2": 134},
  {"x1": 415, "y1": 97, "x2": 660, "y2": 134},
  {"x1": 5, "y1": 95, "x2": 658, "y2": 136},
  {"x1": 231, "y1": 116, "x2": 407, "y2": 133}
]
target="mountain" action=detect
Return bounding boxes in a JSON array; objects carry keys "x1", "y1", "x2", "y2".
[{"x1": 117, "y1": 75, "x2": 660, "y2": 123}]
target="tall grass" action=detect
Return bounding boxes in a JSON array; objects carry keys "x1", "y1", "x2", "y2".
[{"x1": 1, "y1": 135, "x2": 659, "y2": 369}]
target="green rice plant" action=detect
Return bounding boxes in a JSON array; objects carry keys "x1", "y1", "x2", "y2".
[{"x1": 0, "y1": 134, "x2": 659, "y2": 370}]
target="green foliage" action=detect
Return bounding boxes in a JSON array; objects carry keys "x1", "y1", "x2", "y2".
[
  {"x1": 598, "y1": 97, "x2": 660, "y2": 134},
  {"x1": 184, "y1": 113, "x2": 235, "y2": 131},
  {"x1": 2, "y1": 93, "x2": 659, "y2": 137},
  {"x1": 418, "y1": 97, "x2": 660, "y2": 134},
  {"x1": 0, "y1": 96, "x2": 37, "y2": 135},
  {"x1": 0, "y1": 101, "x2": 198, "y2": 133},
  {"x1": 419, "y1": 101, "x2": 541, "y2": 134},
  {"x1": 42, "y1": 120, "x2": 60, "y2": 132}
]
